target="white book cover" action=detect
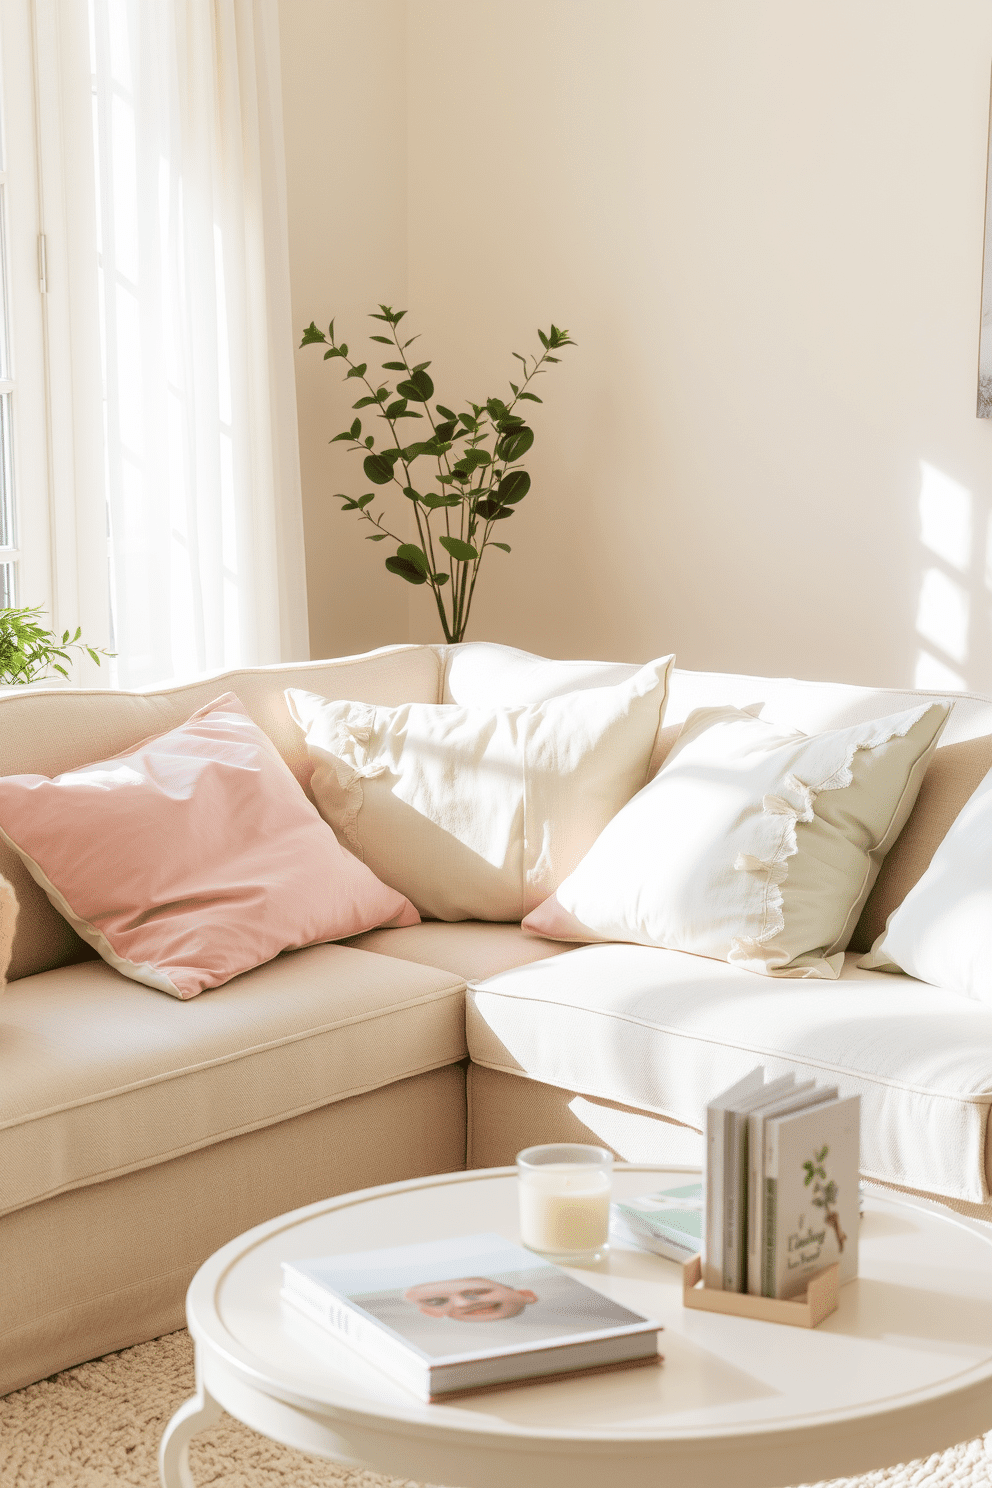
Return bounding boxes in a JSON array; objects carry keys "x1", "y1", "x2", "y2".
[
  {"x1": 745, "y1": 1082, "x2": 833, "y2": 1296},
  {"x1": 703, "y1": 1067, "x2": 765, "y2": 1289},
  {"x1": 761, "y1": 1095, "x2": 861, "y2": 1299},
  {"x1": 281, "y1": 1232, "x2": 660, "y2": 1400},
  {"x1": 721, "y1": 1074, "x2": 799, "y2": 1292}
]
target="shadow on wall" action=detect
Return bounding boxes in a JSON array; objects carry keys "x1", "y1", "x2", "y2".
[{"x1": 915, "y1": 461, "x2": 991, "y2": 693}]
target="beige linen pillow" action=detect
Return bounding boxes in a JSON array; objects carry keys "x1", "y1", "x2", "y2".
[
  {"x1": 859, "y1": 764, "x2": 992, "y2": 1003},
  {"x1": 286, "y1": 655, "x2": 674, "y2": 922},
  {"x1": 523, "y1": 700, "x2": 948, "y2": 978}
]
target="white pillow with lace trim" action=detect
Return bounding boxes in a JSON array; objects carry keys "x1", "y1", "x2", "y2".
[
  {"x1": 522, "y1": 701, "x2": 949, "y2": 978},
  {"x1": 285, "y1": 655, "x2": 674, "y2": 923}
]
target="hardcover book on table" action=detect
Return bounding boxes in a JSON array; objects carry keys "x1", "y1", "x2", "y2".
[
  {"x1": 281, "y1": 1232, "x2": 661, "y2": 1401},
  {"x1": 760, "y1": 1094, "x2": 860, "y2": 1299},
  {"x1": 613, "y1": 1180, "x2": 704, "y2": 1262}
]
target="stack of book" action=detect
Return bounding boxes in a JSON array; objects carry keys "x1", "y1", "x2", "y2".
[{"x1": 703, "y1": 1067, "x2": 860, "y2": 1299}]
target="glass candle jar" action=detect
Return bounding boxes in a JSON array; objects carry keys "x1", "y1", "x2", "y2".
[{"x1": 516, "y1": 1143, "x2": 614, "y2": 1263}]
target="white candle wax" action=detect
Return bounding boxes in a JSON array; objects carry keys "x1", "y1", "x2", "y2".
[{"x1": 518, "y1": 1164, "x2": 612, "y2": 1254}]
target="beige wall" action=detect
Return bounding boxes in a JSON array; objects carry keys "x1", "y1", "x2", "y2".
[
  {"x1": 285, "y1": 1, "x2": 992, "y2": 692},
  {"x1": 279, "y1": 0, "x2": 410, "y2": 662}
]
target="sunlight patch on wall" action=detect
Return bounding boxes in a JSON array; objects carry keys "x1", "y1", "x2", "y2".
[
  {"x1": 914, "y1": 462, "x2": 973, "y2": 691},
  {"x1": 918, "y1": 463, "x2": 971, "y2": 571}
]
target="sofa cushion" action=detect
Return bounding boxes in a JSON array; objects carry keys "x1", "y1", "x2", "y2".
[
  {"x1": 288, "y1": 656, "x2": 674, "y2": 922},
  {"x1": 0, "y1": 645, "x2": 439, "y2": 984},
  {"x1": 343, "y1": 922, "x2": 577, "y2": 983},
  {"x1": 0, "y1": 944, "x2": 465, "y2": 1217},
  {"x1": 467, "y1": 944, "x2": 992, "y2": 1205}
]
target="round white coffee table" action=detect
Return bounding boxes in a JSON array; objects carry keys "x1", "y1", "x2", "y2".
[{"x1": 159, "y1": 1165, "x2": 992, "y2": 1488}]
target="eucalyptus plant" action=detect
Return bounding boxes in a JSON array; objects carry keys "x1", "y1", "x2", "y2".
[
  {"x1": 0, "y1": 604, "x2": 113, "y2": 685},
  {"x1": 301, "y1": 306, "x2": 574, "y2": 644}
]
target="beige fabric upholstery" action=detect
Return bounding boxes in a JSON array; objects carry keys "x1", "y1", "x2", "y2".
[
  {"x1": 0, "y1": 1064, "x2": 466, "y2": 1396},
  {"x1": 852, "y1": 732, "x2": 992, "y2": 951},
  {"x1": 468, "y1": 944, "x2": 992, "y2": 1204},
  {"x1": 0, "y1": 875, "x2": 15, "y2": 990},
  {"x1": 0, "y1": 645, "x2": 439, "y2": 982},
  {"x1": 343, "y1": 922, "x2": 577, "y2": 981},
  {"x1": 466, "y1": 1063, "x2": 704, "y2": 1169},
  {"x1": 1, "y1": 945, "x2": 465, "y2": 1216}
]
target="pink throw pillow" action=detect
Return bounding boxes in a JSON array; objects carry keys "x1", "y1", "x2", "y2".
[{"x1": 0, "y1": 693, "x2": 419, "y2": 998}]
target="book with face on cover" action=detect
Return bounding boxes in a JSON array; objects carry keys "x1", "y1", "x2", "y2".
[
  {"x1": 281, "y1": 1232, "x2": 661, "y2": 1401},
  {"x1": 761, "y1": 1094, "x2": 860, "y2": 1299}
]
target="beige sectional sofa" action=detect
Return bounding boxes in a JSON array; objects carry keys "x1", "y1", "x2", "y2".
[{"x1": 2, "y1": 641, "x2": 992, "y2": 1396}]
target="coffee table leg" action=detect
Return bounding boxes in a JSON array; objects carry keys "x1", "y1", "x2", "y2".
[{"x1": 158, "y1": 1378, "x2": 222, "y2": 1488}]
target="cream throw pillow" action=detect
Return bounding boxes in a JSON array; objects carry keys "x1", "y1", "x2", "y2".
[
  {"x1": 859, "y1": 764, "x2": 992, "y2": 1003},
  {"x1": 286, "y1": 655, "x2": 674, "y2": 922},
  {"x1": 523, "y1": 701, "x2": 948, "y2": 978}
]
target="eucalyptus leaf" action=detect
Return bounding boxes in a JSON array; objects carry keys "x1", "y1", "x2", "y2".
[
  {"x1": 475, "y1": 499, "x2": 514, "y2": 521},
  {"x1": 300, "y1": 322, "x2": 327, "y2": 346},
  {"x1": 382, "y1": 361, "x2": 407, "y2": 371},
  {"x1": 438, "y1": 535, "x2": 478, "y2": 561},
  {"x1": 366, "y1": 533, "x2": 387, "y2": 541},
  {"x1": 496, "y1": 427, "x2": 534, "y2": 462},
  {"x1": 363, "y1": 453, "x2": 395, "y2": 485},
  {"x1": 492, "y1": 542, "x2": 511, "y2": 552},
  {"x1": 498, "y1": 469, "x2": 531, "y2": 503},
  {"x1": 396, "y1": 543, "x2": 430, "y2": 575},
  {"x1": 385, "y1": 554, "x2": 426, "y2": 585},
  {"x1": 396, "y1": 368, "x2": 434, "y2": 402}
]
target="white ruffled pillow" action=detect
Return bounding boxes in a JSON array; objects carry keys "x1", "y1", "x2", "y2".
[
  {"x1": 859, "y1": 764, "x2": 992, "y2": 1002},
  {"x1": 523, "y1": 701, "x2": 948, "y2": 978},
  {"x1": 286, "y1": 655, "x2": 674, "y2": 922}
]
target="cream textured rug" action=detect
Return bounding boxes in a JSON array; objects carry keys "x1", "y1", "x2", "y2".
[{"x1": 1, "y1": 1331, "x2": 991, "y2": 1488}]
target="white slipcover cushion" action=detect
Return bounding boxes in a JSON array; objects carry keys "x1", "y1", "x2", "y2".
[
  {"x1": 467, "y1": 943, "x2": 992, "y2": 1204},
  {"x1": 286, "y1": 656, "x2": 674, "y2": 922},
  {"x1": 860, "y1": 766, "x2": 992, "y2": 1004},
  {"x1": 524, "y1": 701, "x2": 948, "y2": 978}
]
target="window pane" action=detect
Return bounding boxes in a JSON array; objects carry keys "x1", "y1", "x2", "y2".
[
  {"x1": 0, "y1": 560, "x2": 14, "y2": 608},
  {"x1": 0, "y1": 390, "x2": 13, "y2": 551},
  {"x1": 0, "y1": 183, "x2": 8, "y2": 381}
]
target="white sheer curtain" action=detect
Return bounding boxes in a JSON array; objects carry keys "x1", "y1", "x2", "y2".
[{"x1": 88, "y1": 0, "x2": 308, "y2": 686}]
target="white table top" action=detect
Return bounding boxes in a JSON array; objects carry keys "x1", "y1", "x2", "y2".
[{"x1": 184, "y1": 1166, "x2": 992, "y2": 1488}]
